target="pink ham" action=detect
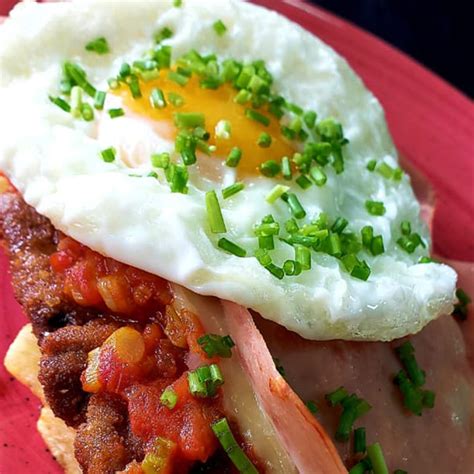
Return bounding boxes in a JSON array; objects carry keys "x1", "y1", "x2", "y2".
[
  {"x1": 255, "y1": 312, "x2": 474, "y2": 473},
  {"x1": 221, "y1": 300, "x2": 347, "y2": 474}
]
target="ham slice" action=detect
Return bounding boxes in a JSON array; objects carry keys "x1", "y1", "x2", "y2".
[{"x1": 222, "y1": 301, "x2": 347, "y2": 474}]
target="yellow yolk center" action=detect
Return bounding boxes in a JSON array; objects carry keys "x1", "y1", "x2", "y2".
[{"x1": 117, "y1": 74, "x2": 295, "y2": 176}]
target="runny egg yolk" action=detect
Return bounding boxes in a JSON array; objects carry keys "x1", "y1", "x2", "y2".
[{"x1": 116, "y1": 74, "x2": 295, "y2": 176}]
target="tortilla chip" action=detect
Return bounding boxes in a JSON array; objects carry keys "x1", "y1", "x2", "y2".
[
  {"x1": 38, "y1": 407, "x2": 81, "y2": 474},
  {"x1": 4, "y1": 325, "x2": 80, "y2": 473},
  {"x1": 4, "y1": 323, "x2": 44, "y2": 402}
]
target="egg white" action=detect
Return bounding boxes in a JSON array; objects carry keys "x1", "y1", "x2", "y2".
[{"x1": 0, "y1": 0, "x2": 456, "y2": 340}]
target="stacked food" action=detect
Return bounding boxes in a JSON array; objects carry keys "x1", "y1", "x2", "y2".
[{"x1": 0, "y1": 1, "x2": 472, "y2": 473}]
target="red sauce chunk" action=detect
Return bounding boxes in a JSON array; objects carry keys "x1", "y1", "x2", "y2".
[{"x1": 50, "y1": 237, "x2": 172, "y2": 320}]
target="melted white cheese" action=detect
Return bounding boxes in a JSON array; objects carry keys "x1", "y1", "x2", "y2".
[{"x1": 0, "y1": 0, "x2": 456, "y2": 341}]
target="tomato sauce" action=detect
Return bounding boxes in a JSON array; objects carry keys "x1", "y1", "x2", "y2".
[
  {"x1": 50, "y1": 237, "x2": 172, "y2": 320},
  {"x1": 51, "y1": 236, "x2": 226, "y2": 471}
]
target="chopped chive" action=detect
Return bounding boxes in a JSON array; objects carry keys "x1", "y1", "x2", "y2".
[
  {"x1": 266, "y1": 184, "x2": 290, "y2": 204},
  {"x1": 349, "y1": 459, "x2": 372, "y2": 474},
  {"x1": 281, "y1": 125, "x2": 296, "y2": 141},
  {"x1": 234, "y1": 89, "x2": 252, "y2": 105},
  {"x1": 128, "y1": 76, "x2": 142, "y2": 99},
  {"x1": 351, "y1": 259, "x2": 371, "y2": 281},
  {"x1": 188, "y1": 371, "x2": 207, "y2": 398},
  {"x1": 174, "y1": 112, "x2": 205, "y2": 129},
  {"x1": 226, "y1": 147, "x2": 242, "y2": 167},
  {"x1": 100, "y1": 147, "x2": 116, "y2": 163},
  {"x1": 212, "y1": 418, "x2": 259, "y2": 474},
  {"x1": 393, "y1": 168, "x2": 404, "y2": 181},
  {"x1": 165, "y1": 163, "x2": 188, "y2": 193},
  {"x1": 308, "y1": 165, "x2": 326, "y2": 187},
  {"x1": 335, "y1": 395, "x2": 372, "y2": 442},
  {"x1": 255, "y1": 248, "x2": 272, "y2": 267},
  {"x1": 245, "y1": 108, "x2": 270, "y2": 126},
  {"x1": 215, "y1": 120, "x2": 232, "y2": 139},
  {"x1": 85, "y1": 36, "x2": 110, "y2": 55},
  {"x1": 258, "y1": 235, "x2": 274, "y2": 250},
  {"x1": 331, "y1": 217, "x2": 349, "y2": 234},
  {"x1": 49, "y1": 96, "x2": 71, "y2": 113},
  {"x1": 365, "y1": 200, "x2": 386, "y2": 216},
  {"x1": 306, "y1": 400, "x2": 319, "y2": 415},
  {"x1": 295, "y1": 245, "x2": 311, "y2": 270},
  {"x1": 361, "y1": 225, "x2": 374, "y2": 249},
  {"x1": 198, "y1": 334, "x2": 235, "y2": 358},
  {"x1": 222, "y1": 182, "x2": 245, "y2": 199},
  {"x1": 213, "y1": 19, "x2": 227, "y2": 36},
  {"x1": 119, "y1": 62, "x2": 132, "y2": 78},
  {"x1": 257, "y1": 132, "x2": 272, "y2": 148},
  {"x1": 108, "y1": 108, "x2": 125, "y2": 118},
  {"x1": 371, "y1": 235, "x2": 385, "y2": 256},
  {"x1": 254, "y1": 222, "x2": 279, "y2": 237},
  {"x1": 326, "y1": 386, "x2": 349, "y2": 406},
  {"x1": 177, "y1": 66, "x2": 192, "y2": 77},
  {"x1": 377, "y1": 162, "x2": 396, "y2": 179},
  {"x1": 393, "y1": 370, "x2": 424, "y2": 415},
  {"x1": 218, "y1": 238, "x2": 246, "y2": 257},
  {"x1": 397, "y1": 232, "x2": 425, "y2": 254},
  {"x1": 81, "y1": 103, "x2": 94, "y2": 121},
  {"x1": 367, "y1": 443, "x2": 389, "y2": 474},
  {"x1": 154, "y1": 26, "x2": 173, "y2": 44},
  {"x1": 206, "y1": 190, "x2": 226, "y2": 233},
  {"x1": 160, "y1": 387, "x2": 178, "y2": 409},
  {"x1": 283, "y1": 260, "x2": 302, "y2": 276},
  {"x1": 418, "y1": 256, "x2": 434, "y2": 264},
  {"x1": 150, "y1": 88, "x2": 167, "y2": 109},
  {"x1": 354, "y1": 427, "x2": 366, "y2": 454},
  {"x1": 296, "y1": 175, "x2": 312, "y2": 190},
  {"x1": 303, "y1": 110, "x2": 317, "y2": 129},
  {"x1": 188, "y1": 364, "x2": 224, "y2": 398},
  {"x1": 281, "y1": 193, "x2": 306, "y2": 219},
  {"x1": 281, "y1": 156, "x2": 292, "y2": 180},
  {"x1": 70, "y1": 86, "x2": 83, "y2": 118},
  {"x1": 367, "y1": 159, "x2": 377, "y2": 171},
  {"x1": 173, "y1": 0, "x2": 182, "y2": 6},
  {"x1": 265, "y1": 263, "x2": 284, "y2": 280},
  {"x1": 168, "y1": 70, "x2": 189, "y2": 86},
  {"x1": 151, "y1": 152, "x2": 170, "y2": 169},
  {"x1": 395, "y1": 341, "x2": 425, "y2": 387},
  {"x1": 289, "y1": 117, "x2": 303, "y2": 134},
  {"x1": 260, "y1": 160, "x2": 281, "y2": 178},
  {"x1": 400, "y1": 221, "x2": 411, "y2": 236},
  {"x1": 94, "y1": 90, "x2": 106, "y2": 110},
  {"x1": 64, "y1": 62, "x2": 96, "y2": 97},
  {"x1": 316, "y1": 117, "x2": 343, "y2": 141},
  {"x1": 168, "y1": 92, "x2": 184, "y2": 107},
  {"x1": 285, "y1": 102, "x2": 303, "y2": 115}
]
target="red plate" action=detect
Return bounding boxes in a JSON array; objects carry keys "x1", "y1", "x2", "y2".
[{"x1": 0, "y1": 1, "x2": 472, "y2": 472}]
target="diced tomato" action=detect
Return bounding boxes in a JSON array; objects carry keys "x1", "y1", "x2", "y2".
[
  {"x1": 50, "y1": 237, "x2": 172, "y2": 320},
  {"x1": 126, "y1": 377, "x2": 219, "y2": 463}
]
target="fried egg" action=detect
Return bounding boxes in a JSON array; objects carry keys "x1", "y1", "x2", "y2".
[{"x1": 0, "y1": 0, "x2": 456, "y2": 340}]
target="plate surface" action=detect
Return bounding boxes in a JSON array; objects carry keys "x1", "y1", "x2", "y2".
[{"x1": 0, "y1": 1, "x2": 472, "y2": 472}]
